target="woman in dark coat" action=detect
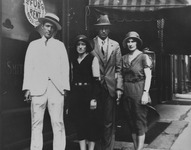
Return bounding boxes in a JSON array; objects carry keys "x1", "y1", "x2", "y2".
[
  {"x1": 69, "y1": 35, "x2": 101, "y2": 150},
  {"x1": 122, "y1": 31, "x2": 152, "y2": 150}
]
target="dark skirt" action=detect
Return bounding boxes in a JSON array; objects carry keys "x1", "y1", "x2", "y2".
[{"x1": 69, "y1": 84, "x2": 102, "y2": 141}]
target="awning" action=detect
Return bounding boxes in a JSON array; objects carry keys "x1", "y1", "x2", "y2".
[{"x1": 89, "y1": 0, "x2": 191, "y2": 12}]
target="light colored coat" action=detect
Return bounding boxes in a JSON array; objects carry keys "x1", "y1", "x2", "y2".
[
  {"x1": 91, "y1": 36, "x2": 123, "y2": 97},
  {"x1": 22, "y1": 37, "x2": 70, "y2": 96}
]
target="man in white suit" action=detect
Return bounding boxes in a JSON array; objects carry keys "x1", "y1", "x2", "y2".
[{"x1": 22, "y1": 13, "x2": 70, "y2": 150}]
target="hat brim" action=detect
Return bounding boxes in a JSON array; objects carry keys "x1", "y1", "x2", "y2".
[
  {"x1": 75, "y1": 38, "x2": 93, "y2": 52},
  {"x1": 122, "y1": 37, "x2": 143, "y2": 48},
  {"x1": 94, "y1": 23, "x2": 112, "y2": 26},
  {"x1": 38, "y1": 18, "x2": 61, "y2": 30}
]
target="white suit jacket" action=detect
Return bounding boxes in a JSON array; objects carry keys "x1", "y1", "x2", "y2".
[{"x1": 22, "y1": 36, "x2": 70, "y2": 96}]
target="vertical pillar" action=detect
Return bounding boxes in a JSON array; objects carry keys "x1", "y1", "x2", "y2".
[
  {"x1": 157, "y1": 18, "x2": 164, "y2": 53},
  {"x1": 157, "y1": 18, "x2": 172, "y2": 102},
  {"x1": 61, "y1": 0, "x2": 70, "y2": 51},
  {"x1": 0, "y1": 0, "x2": 2, "y2": 148},
  {"x1": 177, "y1": 55, "x2": 182, "y2": 93},
  {"x1": 170, "y1": 55, "x2": 174, "y2": 97},
  {"x1": 188, "y1": 56, "x2": 191, "y2": 91},
  {"x1": 157, "y1": 18, "x2": 165, "y2": 102},
  {"x1": 183, "y1": 56, "x2": 187, "y2": 92}
]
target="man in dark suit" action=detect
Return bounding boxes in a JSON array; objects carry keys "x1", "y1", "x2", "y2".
[{"x1": 91, "y1": 15, "x2": 123, "y2": 150}]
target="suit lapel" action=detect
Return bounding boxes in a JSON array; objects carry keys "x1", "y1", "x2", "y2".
[
  {"x1": 91, "y1": 37, "x2": 105, "y2": 74},
  {"x1": 107, "y1": 39, "x2": 114, "y2": 61},
  {"x1": 105, "y1": 39, "x2": 114, "y2": 68},
  {"x1": 93, "y1": 37, "x2": 105, "y2": 64},
  {"x1": 93, "y1": 37, "x2": 115, "y2": 73}
]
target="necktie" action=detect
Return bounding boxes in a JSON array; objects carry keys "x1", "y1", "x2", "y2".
[{"x1": 101, "y1": 41, "x2": 105, "y2": 55}]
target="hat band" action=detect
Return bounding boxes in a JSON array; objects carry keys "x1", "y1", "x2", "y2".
[{"x1": 45, "y1": 16, "x2": 59, "y2": 24}]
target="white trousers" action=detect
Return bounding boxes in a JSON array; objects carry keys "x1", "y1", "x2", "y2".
[{"x1": 30, "y1": 81, "x2": 65, "y2": 150}]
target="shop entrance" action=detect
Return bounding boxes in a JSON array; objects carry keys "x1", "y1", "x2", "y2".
[
  {"x1": 87, "y1": 0, "x2": 191, "y2": 104},
  {"x1": 171, "y1": 54, "x2": 191, "y2": 100}
]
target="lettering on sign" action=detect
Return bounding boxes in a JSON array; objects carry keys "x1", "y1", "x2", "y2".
[
  {"x1": 24, "y1": 0, "x2": 46, "y2": 27},
  {"x1": 7, "y1": 61, "x2": 24, "y2": 75}
]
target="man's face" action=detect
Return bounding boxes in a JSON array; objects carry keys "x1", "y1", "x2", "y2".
[
  {"x1": 42, "y1": 21, "x2": 56, "y2": 39},
  {"x1": 97, "y1": 26, "x2": 110, "y2": 40}
]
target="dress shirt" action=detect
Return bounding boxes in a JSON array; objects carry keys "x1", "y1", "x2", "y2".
[{"x1": 98, "y1": 37, "x2": 108, "y2": 53}]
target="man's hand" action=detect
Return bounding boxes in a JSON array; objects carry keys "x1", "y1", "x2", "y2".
[
  {"x1": 24, "y1": 90, "x2": 31, "y2": 103},
  {"x1": 64, "y1": 90, "x2": 69, "y2": 97},
  {"x1": 116, "y1": 90, "x2": 123, "y2": 105},
  {"x1": 116, "y1": 90, "x2": 123, "y2": 99}
]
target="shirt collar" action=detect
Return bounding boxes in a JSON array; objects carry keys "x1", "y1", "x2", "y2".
[
  {"x1": 97, "y1": 36, "x2": 108, "y2": 46},
  {"x1": 42, "y1": 36, "x2": 53, "y2": 43}
]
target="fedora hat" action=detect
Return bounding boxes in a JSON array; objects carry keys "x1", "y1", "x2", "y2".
[
  {"x1": 123, "y1": 31, "x2": 143, "y2": 48},
  {"x1": 38, "y1": 13, "x2": 61, "y2": 30},
  {"x1": 94, "y1": 15, "x2": 112, "y2": 26}
]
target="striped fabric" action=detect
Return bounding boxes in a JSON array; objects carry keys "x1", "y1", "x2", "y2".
[{"x1": 89, "y1": 0, "x2": 190, "y2": 11}]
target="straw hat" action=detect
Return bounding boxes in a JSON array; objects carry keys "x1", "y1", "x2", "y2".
[
  {"x1": 38, "y1": 13, "x2": 61, "y2": 30},
  {"x1": 94, "y1": 15, "x2": 112, "y2": 26},
  {"x1": 122, "y1": 31, "x2": 143, "y2": 48}
]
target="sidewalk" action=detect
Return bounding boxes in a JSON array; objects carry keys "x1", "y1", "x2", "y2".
[
  {"x1": 146, "y1": 104, "x2": 191, "y2": 150},
  {"x1": 115, "y1": 96, "x2": 191, "y2": 150}
]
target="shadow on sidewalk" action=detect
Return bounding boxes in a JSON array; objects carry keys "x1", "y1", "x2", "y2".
[
  {"x1": 116, "y1": 121, "x2": 170, "y2": 144},
  {"x1": 115, "y1": 104, "x2": 170, "y2": 144}
]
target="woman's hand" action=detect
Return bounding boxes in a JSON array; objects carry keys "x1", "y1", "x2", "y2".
[
  {"x1": 141, "y1": 92, "x2": 149, "y2": 105},
  {"x1": 90, "y1": 99, "x2": 97, "y2": 110}
]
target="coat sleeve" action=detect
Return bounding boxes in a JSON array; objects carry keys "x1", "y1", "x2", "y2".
[
  {"x1": 115, "y1": 44, "x2": 124, "y2": 91},
  {"x1": 92, "y1": 56, "x2": 101, "y2": 99},
  {"x1": 22, "y1": 42, "x2": 35, "y2": 91},
  {"x1": 60, "y1": 43, "x2": 70, "y2": 91}
]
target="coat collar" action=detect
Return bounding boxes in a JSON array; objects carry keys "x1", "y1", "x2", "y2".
[
  {"x1": 94, "y1": 36, "x2": 114, "y2": 60},
  {"x1": 97, "y1": 36, "x2": 109, "y2": 47},
  {"x1": 93, "y1": 36, "x2": 116, "y2": 70}
]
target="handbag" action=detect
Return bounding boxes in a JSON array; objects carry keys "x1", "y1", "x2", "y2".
[
  {"x1": 115, "y1": 102, "x2": 160, "y2": 141},
  {"x1": 146, "y1": 104, "x2": 160, "y2": 129}
]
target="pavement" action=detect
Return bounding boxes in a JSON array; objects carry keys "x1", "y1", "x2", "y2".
[
  {"x1": 24, "y1": 92, "x2": 191, "y2": 150},
  {"x1": 115, "y1": 93, "x2": 191, "y2": 150}
]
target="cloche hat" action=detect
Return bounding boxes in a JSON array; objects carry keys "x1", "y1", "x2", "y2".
[
  {"x1": 74, "y1": 35, "x2": 93, "y2": 52},
  {"x1": 38, "y1": 13, "x2": 61, "y2": 30},
  {"x1": 94, "y1": 15, "x2": 112, "y2": 26},
  {"x1": 123, "y1": 31, "x2": 143, "y2": 48}
]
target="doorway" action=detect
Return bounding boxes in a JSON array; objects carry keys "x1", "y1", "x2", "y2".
[{"x1": 171, "y1": 54, "x2": 191, "y2": 100}]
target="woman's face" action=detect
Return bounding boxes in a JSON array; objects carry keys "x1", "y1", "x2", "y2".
[
  {"x1": 76, "y1": 40, "x2": 87, "y2": 54},
  {"x1": 127, "y1": 38, "x2": 137, "y2": 52}
]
